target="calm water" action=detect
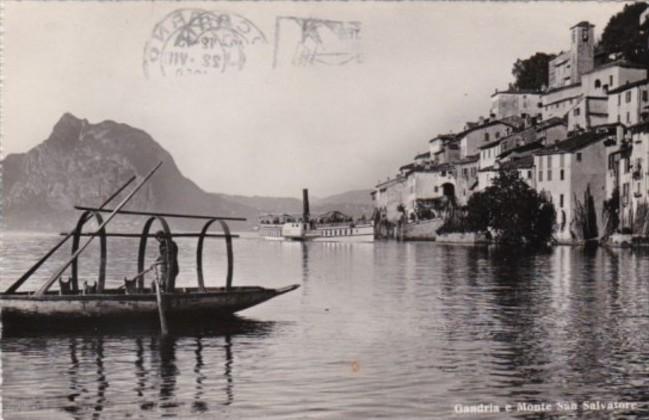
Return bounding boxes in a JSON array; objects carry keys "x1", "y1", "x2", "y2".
[{"x1": 2, "y1": 232, "x2": 649, "y2": 419}]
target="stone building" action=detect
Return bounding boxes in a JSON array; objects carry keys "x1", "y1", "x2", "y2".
[
  {"x1": 490, "y1": 89, "x2": 542, "y2": 120},
  {"x1": 453, "y1": 155, "x2": 479, "y2": 206},
  {"x1": 457, "y1": 118, "x2": 515, "y2": 158},
  {"x1": 548, "y1": 21, "x2": 595, "y2": 90}
]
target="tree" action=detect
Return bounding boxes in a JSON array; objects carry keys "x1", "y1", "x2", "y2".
[
  {"x1": 511, "y1": 52, "x2": 556, "y2": 91},
  {"x1": 598, "y1": 2, "x2": 649, "y2": 65},
  {"x1": 466, "y1": 169, "x2": 556, "y2": 246}
]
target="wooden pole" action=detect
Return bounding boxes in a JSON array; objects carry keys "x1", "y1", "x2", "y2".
[
  {"x1": 153, "y1": 266, "x2": 169, "y2": 336},
  {"x1": 35, "y1": 162, "x2": 162, "y2": 296},
  {"x1": 4, "y1": 175, "x2": 136, "y2": 294},
  {"x1": 73, "y1": 206, "x2": 247, "y2": 222},
  {"x1": 59, "y1": 232, "x2": 239, "y2": 239}
]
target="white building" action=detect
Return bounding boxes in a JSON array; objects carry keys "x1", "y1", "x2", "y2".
[
  {"x1": 607, "y1": 78, "x2": 649, "y2": 126},
  {"x1": 457, "y1": 119, "x2": 515, "y2": 158},
  {"x1": 534, "y1": 130, "x2": 611, "y2": 242}
]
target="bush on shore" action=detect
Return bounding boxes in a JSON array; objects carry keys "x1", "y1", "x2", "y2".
[{"x1": 451, "y1": 169, "x2": 556, "y2": 247}]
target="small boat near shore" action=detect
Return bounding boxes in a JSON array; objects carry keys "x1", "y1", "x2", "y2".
[{"x1": 0, "y1": 162, "x2": 299, "y2": 334}]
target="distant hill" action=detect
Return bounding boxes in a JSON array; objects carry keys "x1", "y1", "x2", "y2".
[
  {"x1": 1, "y1": 113, "x2": 373, "y2": 230},
  {"x1": 312, "y1": 190, "x2": 374, "y2": 219}
]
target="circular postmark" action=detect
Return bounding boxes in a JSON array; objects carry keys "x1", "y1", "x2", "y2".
[{"x1": 143, "y1": 9, "x2": 267, "y2": 78}]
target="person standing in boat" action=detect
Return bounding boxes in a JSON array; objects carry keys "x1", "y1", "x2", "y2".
[{"x1": 155, "y1": 230, "x2": 179, "y2": 292}]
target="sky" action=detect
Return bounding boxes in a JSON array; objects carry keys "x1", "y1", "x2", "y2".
[{"x1": 1, "y1": 1, "x2": 629, "y2": 198}]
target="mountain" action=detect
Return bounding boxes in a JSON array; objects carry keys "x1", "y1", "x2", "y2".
[
  {"x1": 312, "y1": 190, "x2": 374, "y2": 219},
  {"x1": 1, "y1": 113, "x2": 373, "y2": 230},
  {"x1": 217, "y1": 194, "x2": 303, "y2": 215}
]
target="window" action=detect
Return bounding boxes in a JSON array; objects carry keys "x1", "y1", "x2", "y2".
[
  {"x1": 496, "y1": 132, "x2": 501, "y2": 139},
  {"x1": 610, "y1": 75, "x2": 614, "y2": 86},
  {"x1": 644, "y1": 91, "x2": 648, "y2": 102},
  {"x1": 560, "y1": 169, "x2": 564, "y2": 180},
  {"x1": 559, "y1": 154, "x2": 565, "y2": 168},
  {"x1": 574, "y1": 107, "x2": 580, "y2": 116},
  {"x1": 527, "y1": 170, "x2": 532, "y2": 179},
  {"x1": 560, "y1": 194, "x2": 564, "y2": 208},
  {"x1": 434, "y1": 186, "x2": 438, "y2": 193},
  {"x1": 547, "y1": 155, "x2": 552, "y2": 168},
  {"x1": 485, "y1": 132, "x2": 490, "y2": 142},
  {"x1": 595, "y1": 79, "x2": 601, "y2": 88},
  {"x1": 627, "y1": 112, "x2": 631, "y2": 124},
  {"x1": 548, "y1": 169, "x2": 553, "y2": 181},
  {"x1": 539, "y1": 170, "x2": 543, "y2": 182},
  {"x1": 626, "y1": 91, "x2": 632, "y2": 103},
  {"x1": 576, "y1": 153, "x2": 582, "y2": 162}
]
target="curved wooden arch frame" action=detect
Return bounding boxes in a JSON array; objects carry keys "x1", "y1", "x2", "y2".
[
  {"x1": 197, "y1": 219, "x2": 233, "y2": 292},
  {"x1": 137, "y1": 216, "x2": 172, "y2": 291},
  {"x1": 71, "y1": 210, "x2": 107, "y2": 292}
]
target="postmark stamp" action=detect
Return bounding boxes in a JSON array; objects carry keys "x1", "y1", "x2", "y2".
[
  {"x1": 143, "y1": 9, "x2": 267, "y2": 78},
  {"x1": 273, "y1": 17, "x2": 362, "y2": 68}
]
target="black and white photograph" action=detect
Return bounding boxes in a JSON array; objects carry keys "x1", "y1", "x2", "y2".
[{"x1": 1, "y1": 1, "x2": 649, "y2": 418}]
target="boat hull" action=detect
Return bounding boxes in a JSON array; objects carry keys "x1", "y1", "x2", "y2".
[{"x1": 0, "y1": 285, "x2": 299, "y2": 325}]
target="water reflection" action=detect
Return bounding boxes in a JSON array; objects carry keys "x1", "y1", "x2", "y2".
[
  {"x1": 4, "y1": 235, "x2": 649, "y2": 418},
  {"x1": 2, "y1": 317, "x2": 273, "y2": 418}
]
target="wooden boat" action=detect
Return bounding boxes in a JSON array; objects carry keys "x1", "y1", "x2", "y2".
[
  {"x1": 0, "y1": 285, "x2": 298, "y2": 324},
  {"x1": 0, "y1": 163, "x2": 299, "y2": 333}
]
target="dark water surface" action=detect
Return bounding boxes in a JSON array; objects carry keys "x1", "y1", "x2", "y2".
[{"x1": 2, "y1": 233, "x2": 649, "y2": 419}]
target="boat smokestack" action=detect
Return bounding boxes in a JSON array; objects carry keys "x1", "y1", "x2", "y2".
[{"x1": 302, "y1": 188, "x2": 310, "y2": 223}]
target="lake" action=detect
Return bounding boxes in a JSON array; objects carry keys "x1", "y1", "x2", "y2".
[{"x1": 1, "y1": 232, "x2": 649, "y2": 419}]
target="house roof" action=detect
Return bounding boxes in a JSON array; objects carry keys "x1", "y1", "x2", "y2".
[
  {"x1": 414, "y1": 151, "x2": 430, "y2": 159},
  {"x1": 535, "y1": 116, "x2": 566, "y2": 131},
  {"x1": 499, "y1": 139, "x2": 544, "y2": 159},
  {"x1": 428, "y1": 133, "x2": 456, "y2": 143},
  {"x1": 534, "y1": 130, "x2": 608, "y2": 156},
  {"x1": 457, "y1": 119, "x2": 516, "y2": 138},
  {"x1": 607, "y1": 78, "x2": 649, "y2": 95},
  {"x1": 454, "y1": 154, "x2": 480, "y2": 165},
  {"x1": 399, "y1": 162, "x2": 415, "y2": 171},
  {"x1": 479, "y1": 138, "x2": 503, "y2": 150},
  {"x1": 571, "y1": 21, "x2": 594, "y2": 29},
  {"x1": 478, "y1": 165, "x2": 496, "y2": 173},
  {"x1": 499, "y1": 126, "x2": 538, "y2": 150},
  {"x1": 630, "y1": 119, "x2": 649, "y2": 134},
  {"x1": 500, "y1": 155, "x2": 535, "y2": 170},
  {"x1": 583, "y1": 59, "x2": 647, "y2": 77},
  {"x1": 543, "y1": 82, "x2": 582, "y2": 95},
  {"x1": 491, "y1": 88, "x2": 542, "y2": 98}
]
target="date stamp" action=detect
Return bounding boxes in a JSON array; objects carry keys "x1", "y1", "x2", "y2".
[
  {"x1": 143, "y1": 9, "x2": 267, "y2": 78},
  {"x1": 273, "y1": 17, "x2": 361, "y2": 68}
]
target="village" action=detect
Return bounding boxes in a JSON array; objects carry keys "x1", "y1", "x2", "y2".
[{"x1": 371, "y1": 13, "x2": 649, "y2": 245}]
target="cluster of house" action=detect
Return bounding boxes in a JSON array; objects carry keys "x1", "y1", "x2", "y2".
[{"x1": 371, "y1": 18, "x2": 649, "y2": 243}]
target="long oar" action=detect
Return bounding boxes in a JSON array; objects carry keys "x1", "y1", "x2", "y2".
[
  {"x1": 35, "y1": 162, "x2": 163, "y2": 296},
  {"x1": 152, "y1": 265, "x2": 169, "y2": 336},
  {"x1": 4, "y1": 175, "x2": 137, "y2": 294}
]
